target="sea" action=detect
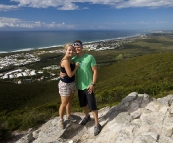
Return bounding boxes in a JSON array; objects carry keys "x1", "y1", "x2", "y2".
[{"x1": 0, "y1": 30, "x2": 149, "y2": 53}]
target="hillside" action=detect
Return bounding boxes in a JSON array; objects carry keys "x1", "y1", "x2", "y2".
[
  {"x1": 1, "y1": 52, "x2": 173, "y2": 140},
  {"x1": 1, "y1": 52, "x2": 173, "y2": 113},
  {"x1": 1, "y1": 32, "x2": 173, "y2": 141},
  {"x1": 96, "y1": 52, "x2": 173, "y2": 105}
]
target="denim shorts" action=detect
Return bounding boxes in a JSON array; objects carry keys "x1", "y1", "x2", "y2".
[{"x1": 58, "y1": 80, "x2": 76, "y2": 96}]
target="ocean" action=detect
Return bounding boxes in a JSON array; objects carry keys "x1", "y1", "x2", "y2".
[{"x1": 0, "y1": 30, "x2": 148, "y2": 53}]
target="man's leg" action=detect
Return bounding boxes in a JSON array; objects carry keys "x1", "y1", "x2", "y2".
[
  {"x1": 92, "y1": 109, "x2": 102, "y2": 136},
  {"x1": 84, "y1": 105, "x2": 90, "y2": 117},
  {"x1": 78, "y1": 105, "x2": 90, "y2": 125},
  {"x1": 85, "y1": 91, "x2": 102, "y2": 136},
  {"x1": 78, "y1": 90, "x2": 91, "y2": 125},
  {"x1": 85, "y1": 90, "x2": 98, "y2": 124},
  {"x1": 92, "y1": 110, "x2": 99, "y2": 125}
]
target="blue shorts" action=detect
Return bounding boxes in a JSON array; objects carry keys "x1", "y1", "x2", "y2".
[{"x1": 78, "y1": 89, "x2": 97, "y2": 111}]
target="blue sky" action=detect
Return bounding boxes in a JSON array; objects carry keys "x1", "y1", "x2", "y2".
[{"x1": 0, "y1": 0, "x2": 173, "y2": 30}]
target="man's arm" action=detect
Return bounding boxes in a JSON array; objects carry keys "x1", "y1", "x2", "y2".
[
  {"x1": 88, "y1": 65, "x2": 97, "y2": 94},
  {"x1": 91, "y1": 65, "x2": 97, "y2": 85},
  {"x1": 59, "y1": 72, "x2": 66, "y2": 78}
]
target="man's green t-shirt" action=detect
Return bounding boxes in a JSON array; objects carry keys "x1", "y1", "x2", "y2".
[{"x1": 72, "y1": 53, "x2": 96, "y2": 90}]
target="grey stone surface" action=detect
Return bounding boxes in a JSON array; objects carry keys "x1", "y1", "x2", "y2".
[{"x1": 15, "y1": 92, "x2": 173, "y2": 143}]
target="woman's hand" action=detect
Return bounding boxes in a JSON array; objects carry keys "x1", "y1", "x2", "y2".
[{"x1": 75, "y1": 62, "x2": 79, "y2": 68}]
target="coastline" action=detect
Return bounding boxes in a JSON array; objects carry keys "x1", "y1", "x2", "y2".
[
  {"x1": 2, "y1": 29, "x2": 172, "y2": 55},
  {"x1": 3, "y1": 29, "x2": 173, "y2": 54},
  {"x1": 0, "y1": 32, "x2": 147, "y2": 71},
  {"x1": 0, "y1": 45, "x2": 64, "y2": 54},
  {"x1": 0, "y1": 33, "x2": 144, "y2": 55}
]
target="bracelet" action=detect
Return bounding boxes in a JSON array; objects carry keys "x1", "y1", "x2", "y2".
[{"x1": 92, "y1": 83, "x2": 96, "y2": 87}]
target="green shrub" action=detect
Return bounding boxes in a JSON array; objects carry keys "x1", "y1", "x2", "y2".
[
  {"x1": 21, "y1": 110, "x2": 51, "y2": 130},
  {"x1": 7, "y1": 116, "x2": 21, "y2": 130}
]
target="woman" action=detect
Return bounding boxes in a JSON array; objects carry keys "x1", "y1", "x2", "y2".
[{"x1": 58, "y1": 44, "x2": 79, "y2": 129}]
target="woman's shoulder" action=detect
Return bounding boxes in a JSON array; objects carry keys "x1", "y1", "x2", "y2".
[{"x1": 60, "y1": 59, "x2": 70, "y2": 66}]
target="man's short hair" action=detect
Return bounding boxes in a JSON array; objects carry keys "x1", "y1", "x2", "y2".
[
  {"x1": 73, "y1": 40, "x2": 82, "y2": 45},
  {"x1": 73, "y1": 40, "x2": 83, "y2": 47}
]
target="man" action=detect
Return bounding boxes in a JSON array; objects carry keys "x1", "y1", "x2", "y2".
[{"x1": 71, "y1": 40, "x2": 102, "y2": 136}]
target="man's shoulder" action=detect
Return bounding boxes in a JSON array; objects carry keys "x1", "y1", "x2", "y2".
[
  {"x1": 84, "y1": 53, "x2": 91, "y2": 56},
  {"x1": 84, "y1": 53, "x2": 93, "y2": 58}
]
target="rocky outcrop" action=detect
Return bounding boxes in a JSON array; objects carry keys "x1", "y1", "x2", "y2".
[{"x1": 15, "y1": 92, "x2": 173, "y2": 143}]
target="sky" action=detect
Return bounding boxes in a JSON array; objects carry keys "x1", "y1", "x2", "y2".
[{"x1": 0, "y1": 0, "x2": 173, "y2": 31}]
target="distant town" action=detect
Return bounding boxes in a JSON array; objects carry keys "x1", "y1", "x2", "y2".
[{"x1": 0, "y1": 34, "x2": 147, "y2": 84}]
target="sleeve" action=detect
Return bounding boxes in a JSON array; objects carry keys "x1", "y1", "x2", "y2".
[
  {"x1": 71, "y1": 56, "x2": 75, "y2": 62},
  {"x1": 90, "y1": 55, "x2": 96, "y2": 67}
]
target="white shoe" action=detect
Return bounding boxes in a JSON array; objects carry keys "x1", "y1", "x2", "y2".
[{"x1": 59, "y1": 119, "x2": 64, "y2": 129}]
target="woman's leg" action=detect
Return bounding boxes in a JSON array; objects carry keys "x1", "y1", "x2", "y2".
[
  {"x1": 66, "y1": 92, "x2": 74, "y2": 117},
  {"x1": 59, "y1": 96, "x2": 70, "y2": 119}
]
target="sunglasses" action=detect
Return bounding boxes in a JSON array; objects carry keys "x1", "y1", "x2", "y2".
[{"x1": 73, "y1": 42, "x2": 82, "y2": 47}]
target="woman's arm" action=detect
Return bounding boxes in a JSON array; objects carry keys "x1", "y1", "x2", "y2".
[{"x1": 62, "y1": 60, "x2": 78, "y2": 78}]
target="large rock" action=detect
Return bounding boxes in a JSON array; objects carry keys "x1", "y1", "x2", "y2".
[{"x1": 15, "y1": 92, "x2": 173, "y2": 143}]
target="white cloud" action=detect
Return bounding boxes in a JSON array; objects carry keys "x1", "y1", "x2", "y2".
[
  {"x1": 0, "y1": 17, "x2": 38, "y2": 28},
  {"x1": 113, "y1": 0, "x2": 173, "y2": 9},
  {"x1": 156, "y1": 21, "x2": 167, "y2": 24},
  {"x1": 0, "y1": 17, "x2": 20, "y2": 23},
  {"x1": 57, "y1": 2, "x2": 79, "y2": 10},
  {"x1": 0, "y1": 17, "x2": 73, "y2": 29},
  {"x1": 0, "y1": 0, "x2": 172, "y2": 11},
  {"x1": 46, "y1": 22, "x2": 65, "y2": 28},
  {"x1": 0, "y1": 4, "x2": 19, "y2": 11}
]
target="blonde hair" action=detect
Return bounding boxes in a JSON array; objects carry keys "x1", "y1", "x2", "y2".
[{"x1": 64, "y1": 43, "x2": 73, "y2": 50}]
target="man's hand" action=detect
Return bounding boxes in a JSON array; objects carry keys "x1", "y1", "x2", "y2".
[
  {"x1": 60, "y1": 72, "x2": 66, "y2": 78},
  {"x1": 88, "y1": 85, "x2": 94, "y2": 94}
]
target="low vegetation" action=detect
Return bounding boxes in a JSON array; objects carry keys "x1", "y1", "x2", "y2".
[{"x1": 1, "y1": 32, "x2": 173, "y2": 141}]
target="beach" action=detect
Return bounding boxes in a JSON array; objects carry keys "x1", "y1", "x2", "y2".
[{"x1": 0, "y1": 30, "x2": 148, "y2": 54}]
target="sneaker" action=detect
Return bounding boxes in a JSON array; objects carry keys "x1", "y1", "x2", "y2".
[
  {"x1": 94, "y1": 124, "x2": 102, "y2": 136},
  {"x1": 59, "y1": 119, "x2": 64, "y2": 129},
  {"x1": 66, "y1": 115, "x2": 76, "y2": 122},
  {"x1": 79, "y1": 115, "x2": 90, "y2": 125}
]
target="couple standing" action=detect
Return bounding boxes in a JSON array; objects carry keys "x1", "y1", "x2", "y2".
[{"x1": 58, "y1": 40, "x2": 102, "y2": 136}]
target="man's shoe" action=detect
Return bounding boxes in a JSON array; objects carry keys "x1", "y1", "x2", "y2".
[
  {"x1": 59, "y1": 119, "x2": 64, "y2": 129},
  {"x1": 94, "y1": 124, "x2": 102, "y2": 136},
  {"x1": 79, "y1": 115, "x2": 90, "y2": 125}
]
